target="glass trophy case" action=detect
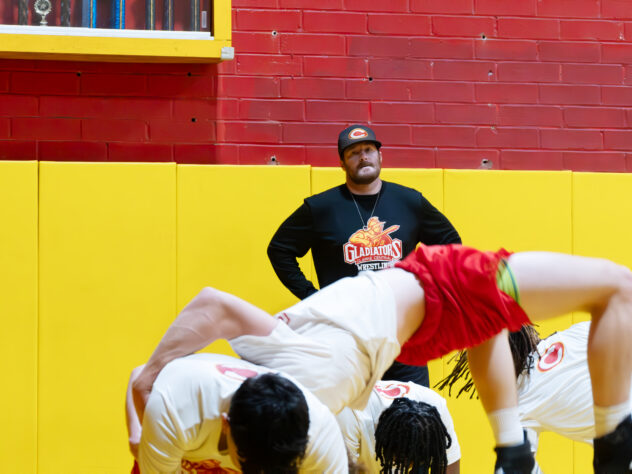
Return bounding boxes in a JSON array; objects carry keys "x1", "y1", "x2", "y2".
[{"x1": 0, "y1": 0, "x2": 233, "y2": 62}]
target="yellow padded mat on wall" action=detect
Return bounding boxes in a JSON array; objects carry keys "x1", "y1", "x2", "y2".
[
  {"x1": 573, "y1": 172, "x2": 632, "y2": 268},
  {"x1": 38, "y1": 162, "x2": 176, "y2": 473},
  {"x1": 0, "y1": 161, "x2": 37, "y2": 473},
  {"x1": 571, "y1": 172, "x2": 632, "y2": 471},
  {"x1": 176, "y1": 165, "x2": 312, "y2": 356},
  {"x1": 13, "y1": 164, "x2": 629, "y2": 473},
  {"x1": 444, "y1": 170, "x2": 575, "y2": 474}
]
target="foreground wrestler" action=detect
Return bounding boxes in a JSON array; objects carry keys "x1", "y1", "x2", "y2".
[
  {"x1": 126, "y1": 354, "x2": 348, "y2": 473},
  {"x1": 133, "y1": 244, "x2": 632, "y2": 473},
  {"x1": 337, "y1": 380, "x2": 460, "y2": 473},
  {"x1": 440, "y1": 321, "x2": 632, "y2": 470}
]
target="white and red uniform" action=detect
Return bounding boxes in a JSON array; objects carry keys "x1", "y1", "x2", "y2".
[
  {"x1": 138, "y1": 354, "x2": 348, "y2": 474},
  {"x1": 232, "y1": 244, "x2": 530, "y2": 416},
  {"x1": 518, "y1": 321, "x2": 632, "y2": 453},
  {"x1": 232, "y1": 270, "x2": 401, "y2": 414},
  {"x1": 336, "y1": 381, "x2": 461, "y2": 472}
]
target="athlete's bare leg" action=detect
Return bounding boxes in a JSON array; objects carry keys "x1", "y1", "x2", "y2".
[
  {"x1": 465, "y1": 252, "x2": 632, "y2": 471},
  {"x1": 468, "y1": 252, "x2": 632, "y2": 412},
  {"x1": 509, "y1": 252, "x2": 632, "y2": 408},
  {"x1": 467, "y1": 331, "x2": 517, "y2": 413}
]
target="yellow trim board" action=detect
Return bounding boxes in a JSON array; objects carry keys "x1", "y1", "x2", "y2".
[
  {"x1": 0, "y1": 0, "x2": 232, "y2": 63},
  {"x1": 0, "y1": 33, "x2": 232, "y2": 63}
]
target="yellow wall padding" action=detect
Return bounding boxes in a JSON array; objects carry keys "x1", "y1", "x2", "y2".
[
  {"x1": 0, "y1": 161, "x2": 37, "y2": 473},
  {"x1": 570, "y1": 172, "x2": 632, "y2": 472},
  {"x1": 176, "y1": 164, "x2": 312, "y2": 356},
  {"x1": 7, "y1": 163, "x2": 632, "y2": 472},
  {"x1": 444, "y1": 170, "x2": 576, "y2": 473},
  {"x1": 38, "y1": 162, "x2": 176, "y2": 473}
]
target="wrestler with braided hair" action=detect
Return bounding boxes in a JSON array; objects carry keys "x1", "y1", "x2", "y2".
[
  {"x1": 376, "y1": 398, "x2": 451, "y2": 474},
  {"x1": 439, "y1": 322, "x2": 632, "y2": 472},
  {"x1": 337, "y1": 381, "x2": 460, "y2": 474}
]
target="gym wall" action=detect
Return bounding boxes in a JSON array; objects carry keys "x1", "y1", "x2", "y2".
[{"x1": 2, "y1": 1, "x2": 632, "y2": 170}]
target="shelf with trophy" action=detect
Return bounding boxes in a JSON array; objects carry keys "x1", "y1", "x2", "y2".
[{"x1": 0, "y1": 0, "x2": 233, "y2": 62}]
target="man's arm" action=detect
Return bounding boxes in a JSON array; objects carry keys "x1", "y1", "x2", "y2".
[
  {"x1": 417, "y1": 194, "x2": 461, "y2": 245},
  {"x1": 132, "y1": 287, "x2": 276, "y2": 420},
  {"x1": 267, "y1": 202, "x2": 318, "y2": 299}
]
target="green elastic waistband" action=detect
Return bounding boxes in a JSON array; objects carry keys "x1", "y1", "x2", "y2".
[{"x1": 496, "y1": 259, "x2": 521, "y2": 306}]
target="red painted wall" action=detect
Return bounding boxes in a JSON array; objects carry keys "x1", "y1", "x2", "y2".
[{"x1": 2, "y1": 0, "x2": 632, "y2": 171}]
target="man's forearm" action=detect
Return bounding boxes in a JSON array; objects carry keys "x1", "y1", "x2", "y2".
[{"x1": 268, "y1": 246, "x2": 317, "y2": 299}]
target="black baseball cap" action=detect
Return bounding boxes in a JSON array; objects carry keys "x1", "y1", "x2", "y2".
[{"x1": 337, "y1": 125, "x2": 382, "y2": 158}]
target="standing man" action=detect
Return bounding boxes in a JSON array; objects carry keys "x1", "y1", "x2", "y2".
[{"x1": 267, "y1": 124, "x2": 461, "y2": 386}]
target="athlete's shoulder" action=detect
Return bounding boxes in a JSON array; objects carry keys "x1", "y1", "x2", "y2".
[
  {"x1": 542, "y1": 321, "x2": 590, "y2": 347},
  {"x1": 374, "y1": 380, "x2": 445, "y2": 407},
  {"x1": 156, "y1": 354, "x2": 263, "y2": 391},
  {"x1": 561, "y1": 321, "x2": 591, "y2": 340}
]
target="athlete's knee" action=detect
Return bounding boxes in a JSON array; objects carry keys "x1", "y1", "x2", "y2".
[
  {"x1": 601, "y1": 261, "x2": 632, "y2": 303},
  {"x1": 193, "y1": 286, "x2": 234, "y2": 314},
  {"x1": 192, "y1": 286, "x2": 218, "y2": 306},
  {"x1": 610, "y1": 263, "x2": 632, "y2": 293}
]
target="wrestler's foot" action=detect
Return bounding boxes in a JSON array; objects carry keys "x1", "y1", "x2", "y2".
[
  {"x1": 494, "y1": 434, "x2": 535, "y2": 474},
  {"x1": 593, "y1": 414, "x2": 632, "y2": 474}
]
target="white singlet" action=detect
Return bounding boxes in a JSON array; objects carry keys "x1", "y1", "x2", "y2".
[
  {"x1": 336, "y1": 380, "x2": 461, "y2": 471},
  {"x1": 139, "y1": 353, "x2": 348, "y2": 473}
]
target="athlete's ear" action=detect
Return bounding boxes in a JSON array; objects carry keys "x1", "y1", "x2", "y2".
[{"x1": 340, "y1": 157, "x2": 347, "y2": 171}]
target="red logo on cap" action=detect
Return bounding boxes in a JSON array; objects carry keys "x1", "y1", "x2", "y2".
[
  {"x1": 349, "y1": 128, "x2": 369, "y2": 140},
  {"x1": 537, "y1": 341, "x2": 564, "y2": 372}
]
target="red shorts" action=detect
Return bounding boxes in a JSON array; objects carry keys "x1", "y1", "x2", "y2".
[{"x1": 395, "y1": 244, "x2": 531, "y2": 366}]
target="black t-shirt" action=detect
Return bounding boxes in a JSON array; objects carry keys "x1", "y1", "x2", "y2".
[{"x1": 268, "y1": 181, "x2": 461, "y2": 299}]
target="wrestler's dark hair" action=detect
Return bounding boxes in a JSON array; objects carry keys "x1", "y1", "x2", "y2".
[
  {"x1": 436, "y1": 325, "x2": 542, "y2": 399},
  {"x1": 228, "y1": 373, "x2": 310, "y2": 474},
  {"x1": 375, "y1": 397, "x2": 451, "y2": 474}
]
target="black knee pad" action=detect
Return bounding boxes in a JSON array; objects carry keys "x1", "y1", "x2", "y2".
[
  {"x1": 494, "y1": 432, "x2": 535, "y2": 474},
  {"x1": 594, "y1": 414, "x2": 632, "y2": 474}
]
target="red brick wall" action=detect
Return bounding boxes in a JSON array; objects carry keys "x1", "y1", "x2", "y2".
[{"x1": 2, "y1": 0, "x2": 632, "y2": 171}]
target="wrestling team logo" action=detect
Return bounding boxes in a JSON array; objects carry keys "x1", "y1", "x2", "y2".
[
  {"x1": 181, "y1": 459, "x2": 240, "y2": 473},
  {"x1": 537, "y1": 341, "x2": 565, "y2": 372},
  {"x1": 375, "y1": 382, "x2": 411, "y2": 399},
  {"x1": 343, "y1": 216, "x2": 402, "y2": 271}
]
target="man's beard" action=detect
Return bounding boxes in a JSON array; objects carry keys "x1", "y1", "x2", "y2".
[{"x1": 349, "y1": 165, "x2": 380, "y2": 185}]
